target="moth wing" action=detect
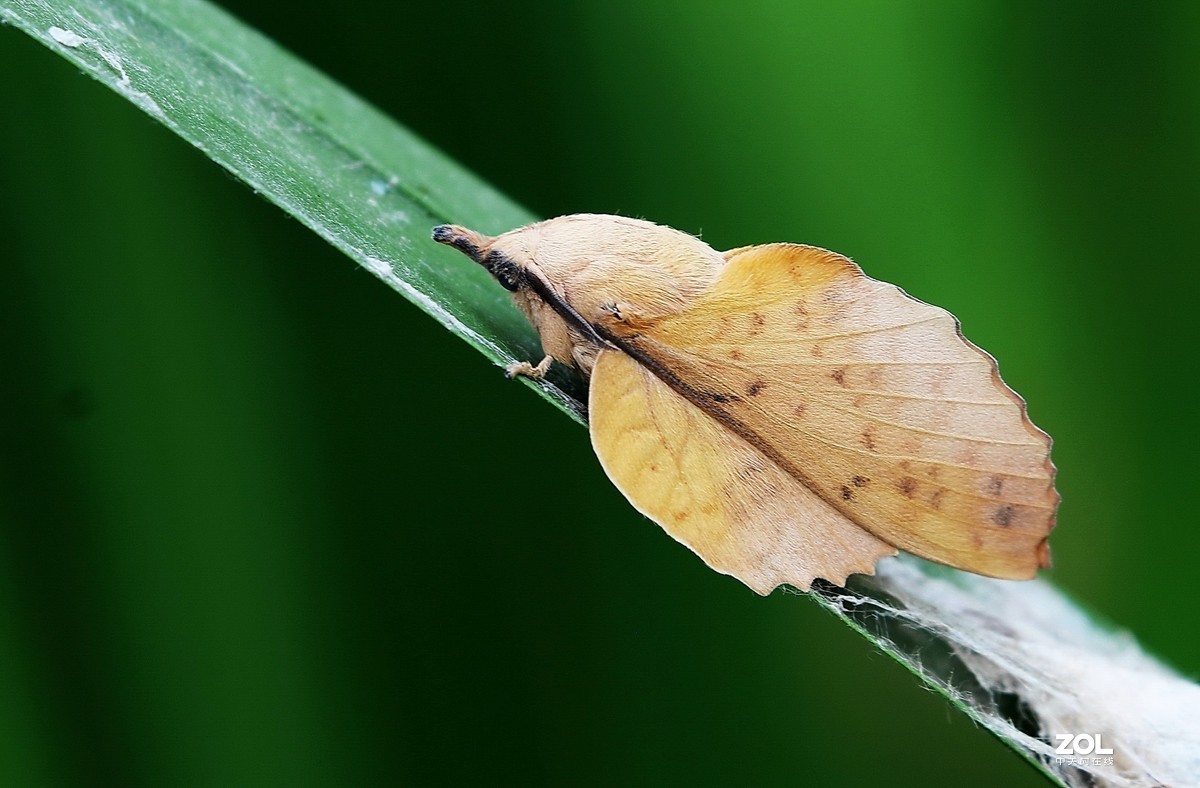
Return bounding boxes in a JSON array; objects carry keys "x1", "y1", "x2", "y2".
[
  {"x1": 610, "y1": 243, "x2": 1058, "y2": 580},
  {"x1": 589, "y1": 348, "x2": 896, "y2": 594}
]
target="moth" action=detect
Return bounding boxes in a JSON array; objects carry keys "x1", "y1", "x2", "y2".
[{"x1": 434, "y1": 215, "x2": 1059, "y2": 594}]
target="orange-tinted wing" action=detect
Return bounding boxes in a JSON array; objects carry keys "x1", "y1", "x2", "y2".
[
  {"x1": 589, "y1": 349, "x2": 896, "y2": 593},
  {"x1": 602, "y1": 243, "x2": 1058, "y2": 580}
]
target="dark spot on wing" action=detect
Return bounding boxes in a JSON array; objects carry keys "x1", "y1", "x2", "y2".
[
  {"x1": 747, "y1": 380, "x2": 766, "y2": 396},
  {"x1": 794, "y1": 402, "x2": 807, "y2": 417},
  {"x1": 930, "y1": 489, "x2": 946, "y2": 510},
  {"x1": 897, "y1": 477, "x2": 917, "y2": 498},
  {"x1": 852, "y1": 475, "x2": 870, "y2": 487},
  {"x1": 840, "y1": 486, "x2": 853, "y2": 500},
  {"x1": 728, "y1": 349, "x2": 743, "y2": 360},
  {"x1": 860, "y1": 426, "x2": 877, "y2": 451},
  {"x1": 810, "y1": 344, "x2": 824, "y2": 357},
  {"x1": 750, "y1": 312, "x2": 765, "y2": 335},
  {"x1": 991, "y1": 505, "x2": 1015, "y2": 526},
  {"x1": 831, "y1": 368, "x2": 846, "y2": 386},
  {"x1": 987, "y1": 475, "x2": 1004, "y2": 496}
]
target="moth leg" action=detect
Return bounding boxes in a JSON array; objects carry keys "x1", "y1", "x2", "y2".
[{"x1": 505, "y1": 354, "x2": 553, "y2": 380}]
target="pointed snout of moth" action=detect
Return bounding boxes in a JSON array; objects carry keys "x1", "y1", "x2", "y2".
[{"x1": 432, "y1": 224, "x2": 496, "y2": 264}]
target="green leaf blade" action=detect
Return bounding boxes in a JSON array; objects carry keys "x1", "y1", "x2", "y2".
[{"x1": 2, "y1": 0, "x2": 586, "y2": 421}]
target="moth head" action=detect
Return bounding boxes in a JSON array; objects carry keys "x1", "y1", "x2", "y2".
[
  {"x1": 434, "y1": 215, "x2": 726, "y2": 327},
  {"x1": 432, "y1": 224, "x2": 526, "y2": 292}
]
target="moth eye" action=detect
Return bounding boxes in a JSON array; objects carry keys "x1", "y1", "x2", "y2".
[
  {"x1": 486, "y1": 254, "x2": 523, "y2": 292},
  {"x1": 495, "y1": 267, "x2": 521, "y2": 292}
]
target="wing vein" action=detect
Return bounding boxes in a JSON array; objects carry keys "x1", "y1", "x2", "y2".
[
  {"x1": 792, "y1": 313, "x2": 948, "y2": 342},
  {"x1": 683, "y1": 354, "x2": 990, "y2": 368},
  {"x1": 724, "y1": 394, "x2": 1049, "y2": 480}
]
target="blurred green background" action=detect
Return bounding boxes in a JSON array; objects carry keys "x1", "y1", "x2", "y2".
[{"x1": 2, "y1": 1, "x2": 1198, "y2": 785}]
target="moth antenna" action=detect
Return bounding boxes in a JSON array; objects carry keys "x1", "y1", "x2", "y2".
[{"x1": 431, "y1": 224, "x2": 495, "y2": 264}]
